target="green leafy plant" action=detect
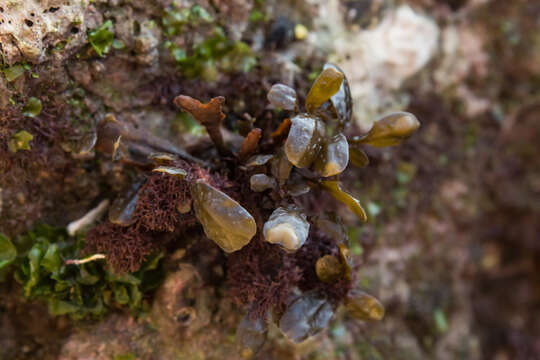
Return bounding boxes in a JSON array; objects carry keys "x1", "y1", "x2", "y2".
[
  {"x1": 88, "y1": 20, "x2": 115, "y2": 57},
  {"x1": 22, "y1": 97, "x2": 42, "y2": 117},
  {"x1": 162, "y1": 4, "x2": 256, "y2": 79},
  {"x1": 2, "y1": 226, "x2": 164, "y2": 319},
  {"x1": 0, "y1": 234, "x2": 17, "y2": 269},
  {"x1": 8, "y1": 130, "x2": 33, "y2": 152}
]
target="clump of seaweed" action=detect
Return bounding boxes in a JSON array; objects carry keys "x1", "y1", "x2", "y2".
[{"x1": 1, "y1": 62, "x2": 419, "y2": 348}]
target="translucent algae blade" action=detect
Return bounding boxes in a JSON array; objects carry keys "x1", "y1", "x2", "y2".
[
  {"x1": 236, "y1": 313, "x2": 267, "y2": 357},
  {"x1": 320, "y1": 181, "x2": 367, "y2": 222},
  {"x1": 348, "y1": 144, "x2": 369, "y2": 168},
  {"x1": 267, "y1": 83, "x2": 298, "y2": 111},
  {"x1": 191, "y1": 180, "x2": 257, "y2": 253},
  {"x1": 152, "y1": 166, "x2": 187, "y2": 178},
  {"x1": 314, "y1": 133, "x2": 349, "y2": 177},
  {"x1": 279, "y1": 292, "x2": 334, "y2": 343},
  {"x1": 246, "y1": 154, "x2": 274, "y2": 167},
  {"x1": 315, "y1": 255, "x2": 345, "y2": 283},
  {"x1": 305, "y1": 67, "x2": 344, "y2": 113},
  {"x1": 109, "y1": 179, "x2": 145, "y2": 226},
  {"x1": 263, "y1": 207, "x2": 310, "y2": 252},
  {"x1": 285, "y1": 114, "x2": 325, "y2": 168},
  {"x1": 250, "y1": 174, "x2": 277, "y2": 192},
  {"x1": 344, "y1": 290, "x2": 385, "y2": 321},
  {"x1": 323, "y1": 63, "x2": 352, "y2": 130},
  {"x1": 271, "y1": 147, "x2": 293, "y2": 182},
  {"x1": 355, "y1": 112, "x2": 420, "y2": 147}
]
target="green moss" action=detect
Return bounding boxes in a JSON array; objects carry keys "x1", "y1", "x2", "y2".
[
  {"x1": 173, "y1": 112, "x2": 206, "y2": 136},
  {"x1": 396, "y1": 162, "x2": 417, "y2": 185},
  {"x1": 88, "y1": 20, "x2": 115, "y2": 57},
  {"x1": 113, "y1": 354, "x2": 137, "y2": 360},
  {"x1": 162, "y1": 4, "x2": 214, "y2": 36},
  {"x1": 249, "y1": 10, "x2": 265, "y2": 22},
  {"x1": 0, "y1": 234, "x2": 17, "y2": 270},
  {"x1": 8, "y1": 130, "x2": 33, "y2": 152},
  {"x1": 433, "y1": 308, "x2": 448, "y2": 333},
  {"x1": 22, "y1": 97, "x2": 42, "y2": 117},
  {"x1": 162, "y1": 5, "x2": 256, "y2": 79},
  {"x1": 3, "y1": 225, "x2": 164, "y2": 319},
  {"x1": 2, "y1": 64, "x2": 24, "y2": 82}
]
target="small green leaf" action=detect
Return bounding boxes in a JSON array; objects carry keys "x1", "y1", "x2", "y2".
[
  {"x1": 249, "y1": 10, "x2": 265, "y2": 22},
  {"x1": 139, "y1": 252, "x2": 163, "y2": 272},
  {"x1": 320, "y1": 181, "x2": 367, "y2": 222},
  {"x1": 434, "y1": 308, "x2": 448, "y2": 333},
  {"x1": 48, "y1": 299, "x2": 80, "y2": 316},
  {"x1": 41, "y1": 243, "x2": 61, "y2": 273},
  {"x1": 190, "y1": 5, "x2": 213, "y2": 22},
  {"x1": 77, "y1": 266, "x2": 100, "y2": 285},
  {"x1": 0, "y1": 234, "x2": 17, "y2": 269},
  {"x1": 114, "y1": 285, "x2": 130, "y2": 305},
  {"x1": 111, "y1": 39, "x2": 125, "y2": 50},
  {"x1": 113, "y1": 354, "x2": 137, "y2": 360},
  {"x1": 88, "y1": 20, "x2": 114, "y2": 57},
  {"x1": 107, "y1": 271, "x2": 141, "y2": 285},
  {"x1": 2, "y1": 64, "x2": 25, "y2": 82},
  {"x1": 8, "y1": 130, "x2": 33, "y2": 152},
  {"x1": 128, "y1": 285, "x2": 142, "y2": 309},
  {"x1": 22, "y1": 97, "x2": 42, "y2": 117},
  {"x1": 24, "y1": 245, "x2": 44, "y2": 296}
]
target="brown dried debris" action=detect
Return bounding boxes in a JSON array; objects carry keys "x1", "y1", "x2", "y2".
[
  {"x1": 237, "y1": 128, "x2": 262, "y2": 163},
  {"x1": 173, "y1": 95, "x2": 231, "y2": 156},
  {"x1": 271, "y1": 117, "x2": 291, "y2": 145}
]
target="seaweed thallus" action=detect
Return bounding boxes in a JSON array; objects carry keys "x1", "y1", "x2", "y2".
[{"x1": 1, "y1": 63, "x2": 419, "y2": 354}]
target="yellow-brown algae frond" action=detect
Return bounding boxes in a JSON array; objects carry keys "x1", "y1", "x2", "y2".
[
  {"x1": 305, "y1": 67, "x2": 344, "y2": 113},
  {"x1": 356, "y1": 112, "x2": 420, "y2": 147},
  {"x1": 320, "y1": 181, "x2": 367, "y2": 222}
]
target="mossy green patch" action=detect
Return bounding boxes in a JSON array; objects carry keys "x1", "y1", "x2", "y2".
[
  {"x1": 8, "y1": 130, "x2": 33, "y2": 152},
  {"x1": 0, "y1": 234, "x2": 17, "y2": 270},
  {"x1": 2, "y1": 64, "x2": 25, "y2": 82},
  {"x1": 88, "y1": 20, "x2": 115, "y2": 57},
  {"x1": 162, "y1": 4, "x2": 256, "y2": 79},
  {"x1": 22, "y1": 97, "x2": 42, "y2": 117},
  {"x1": 3, "y1": 225, "x2": 164, "y2": 319}
]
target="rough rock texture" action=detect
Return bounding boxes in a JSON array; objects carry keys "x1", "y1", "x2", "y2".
[{"x1": 0, "y1": 0, "x2": 100, "y2": 64}]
